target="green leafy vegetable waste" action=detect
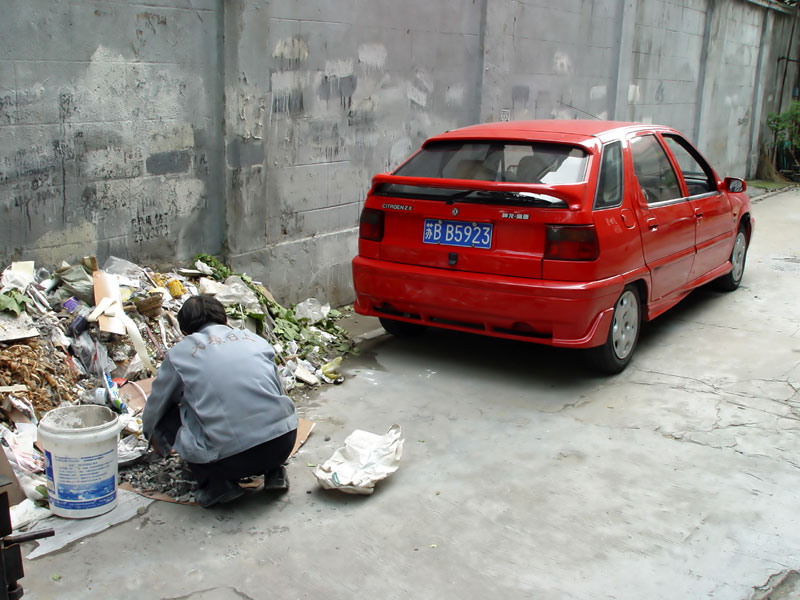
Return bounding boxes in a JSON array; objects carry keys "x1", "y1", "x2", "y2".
[
  {"x1": 0, "y1": 290, "x2": 33, "y2": 316},
  {"x1": 194, "y1": 253, "x2": 232, "y2": 281},
  {"x1": 192, "y1": 254, "x2": 357, "y2": 360}
]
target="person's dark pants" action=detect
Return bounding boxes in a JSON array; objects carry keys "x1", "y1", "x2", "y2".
[{"x1": 157, "y1": 405, "x2": 297, "y2": 488}]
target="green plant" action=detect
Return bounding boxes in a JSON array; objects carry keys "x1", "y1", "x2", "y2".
[{"x1": 767, "y1": 101, "x2": 800, "y2": 170}]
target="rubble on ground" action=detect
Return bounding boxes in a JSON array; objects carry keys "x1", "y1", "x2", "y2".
[
  {"x1": 119, "y1": 454, "x2": 197, "y2": 503},
  {"x1": 0, "y1": 254, "x2": 356, "y2": 508}
]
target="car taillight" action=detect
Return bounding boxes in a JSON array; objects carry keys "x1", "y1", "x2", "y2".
[
  {"x1": 544, "y1": 225, "x2": 599, "y2": 261},
  {"x1": 359, "y1": 208, "x2": 384, "y2": 241}
]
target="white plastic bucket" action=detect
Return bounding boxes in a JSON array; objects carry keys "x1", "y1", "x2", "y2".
[{"x1": 38, "y1": 405, "x2": 121, "y2": 519}]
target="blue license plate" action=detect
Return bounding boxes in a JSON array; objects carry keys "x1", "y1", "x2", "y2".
[{"x1": 423, "y1": 219, "x2": 493, "y2": 249}]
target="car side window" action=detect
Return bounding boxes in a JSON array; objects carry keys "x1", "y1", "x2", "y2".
[
  {"x1": 629, "y1": 134, "x2": 682, "y2": 204},
  {"x1": 662, "y1": 134, "x2": 716, "y2": 196},
  {"x1": 594, "y1": 141, "x2": 624, "y2": 209}
]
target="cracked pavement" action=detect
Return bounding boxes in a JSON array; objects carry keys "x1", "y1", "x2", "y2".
[{"x1": 23, "y1": 190, "x2": 800, "y2": 599}]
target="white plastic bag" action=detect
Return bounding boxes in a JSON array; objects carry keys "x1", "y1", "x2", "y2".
[
  {"x1": 314, "y1": 425, "x2": 404, "y2": 494},
  {"x1": 216, "y1": 276, "x2": 262, "y2": 313},
  {"x1": 197, "y1": 277, "x2": 225, "y2": 296},
  {"x1": 1, "y1": 264, "x2": 34, "y2": 293},
  {"x1": 102, "y1": 256, "x2": 147, "y2": 288},
  {"x1": 295, "y1": 298, "x2": 330, "y2": 324}
]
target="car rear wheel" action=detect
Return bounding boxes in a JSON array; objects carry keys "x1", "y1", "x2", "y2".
[
  {"x1": 715, "y1": 226, "x2": 748, "y2": 291},
  {"x1": 379, "y1": 317, "x2": 427, "y2": 338},
  {"x1": 586, "y1": 286, "x2": 641, "y2": 374}
]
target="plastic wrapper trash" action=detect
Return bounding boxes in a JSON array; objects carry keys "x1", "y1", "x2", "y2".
[
  {"x1": 102, "y1": 256, "x2": 148, "y2": 288},
  {"x1": 314, "y1": 425, "x2": 404, "y2": 494},
  {"x1": 53, "y1": 264, "x2": 94, "y2": 303},
  {"x1": 118, "y1": 434, "x2": 149, "y2": 466},
  {"x1": 215, "y1": 276, "x2": 262, "y2": 313},
  {"x1": 0, "y1": 423, "x2": 44, "y2": 474},
  {"x1": 195, "y1": 260, "x2": 214, "y2": 276},
  {"x1": 295, "y1": 298, "x2": 330, "y2": 324},
  {"x1": 10, "y1": 499, "x2": 52, "y2": 531},
  {"x1": 71, "y1": 331, "x2": 116, "y2": 375},
  {"x1": 1, "y1": 263, "x2": 35, "y2": 293},
  {"x1": 197, "y1": 277, "x2": 225, "y2": 296}
]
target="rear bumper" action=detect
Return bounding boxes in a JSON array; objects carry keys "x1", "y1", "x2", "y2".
[{"x1": 352, "y1": 256, "x2": 624, "y2": 348}]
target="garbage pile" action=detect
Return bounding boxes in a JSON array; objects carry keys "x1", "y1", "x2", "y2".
[{"x1": 0, "y1": 254, "x2": 355, "y2": 512}]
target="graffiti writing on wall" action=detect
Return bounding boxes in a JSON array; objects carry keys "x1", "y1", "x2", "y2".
[{"x1": 131, "y1": 210, "x2": 170, "y2": 243}]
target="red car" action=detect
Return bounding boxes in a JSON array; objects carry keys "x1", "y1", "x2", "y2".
[{"x1": 352, "y1": 120, "x2": 753, "y2": 373}]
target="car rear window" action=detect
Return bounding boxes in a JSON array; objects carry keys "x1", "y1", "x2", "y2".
[{"x1": 393, "y1": 141, "x2": 589, "y2": 185}]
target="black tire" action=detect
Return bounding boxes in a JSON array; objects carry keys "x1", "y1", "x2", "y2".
[
  {"x1": 586, "y1": 285, "x2": 641, "y2": 374},
  {"x1": 379, "y1": 317, "x2": 426, "y2": 338},
  {"x1": 715, "y1": 226, "x2": 748, "y2": 292}
]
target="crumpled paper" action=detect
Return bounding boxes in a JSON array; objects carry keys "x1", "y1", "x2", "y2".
[{"x1": 314, "y1": 425, "x2": 403, "y2": 494}]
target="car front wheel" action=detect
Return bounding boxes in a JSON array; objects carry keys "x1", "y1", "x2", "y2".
[
  {"x1": 715, "y1": 226, "x2": 748, "y2": 291},
  {"x1": 586, "y1": 286, "x2": 641, "y2": 374}
]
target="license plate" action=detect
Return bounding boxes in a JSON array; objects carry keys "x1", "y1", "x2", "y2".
[{"x1": 423, "y1": 219, "x2": 492, "y2": 249}]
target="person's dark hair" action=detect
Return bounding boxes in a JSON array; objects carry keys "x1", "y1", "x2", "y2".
[{"x1": 177, "y1": 295, "x2": 227, "y2": 335}]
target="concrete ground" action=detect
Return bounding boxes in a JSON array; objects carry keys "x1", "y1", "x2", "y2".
[{"x1": 23, "y1": 190, "x2": 800, "y2": 600}]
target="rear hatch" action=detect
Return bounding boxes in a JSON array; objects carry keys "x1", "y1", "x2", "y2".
[{"x1": 367, "y1": 140, "x2": 592, "y2": 279}]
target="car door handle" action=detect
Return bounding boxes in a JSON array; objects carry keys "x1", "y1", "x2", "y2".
[
  {"x1": 694, "y1": 207, "x2": 703, "y2": 218},
  {"x1": 646, "y1": 217, "x2": 658, "y2": 231}
]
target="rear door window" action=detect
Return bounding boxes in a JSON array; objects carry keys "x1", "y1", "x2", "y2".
[
  {"x1": 594, "y1": 141, "x2": 624, "y2": 209},
  {"x1": 629, "y1": 134, "x2": 682, "y2": 204}
]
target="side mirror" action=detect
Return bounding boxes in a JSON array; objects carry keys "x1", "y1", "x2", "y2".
[{"x1": 724, "y1": 177, "x2": 746, "y2": 193}]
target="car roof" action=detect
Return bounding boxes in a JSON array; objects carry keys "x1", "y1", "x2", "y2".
[{"x1": 426, "y1": 120, "x2": 673, "y2": 147}]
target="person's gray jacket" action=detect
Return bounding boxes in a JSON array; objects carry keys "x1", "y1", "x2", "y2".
[{"x1": 142, "y1": 324, "x2": 298, "y2": 464}]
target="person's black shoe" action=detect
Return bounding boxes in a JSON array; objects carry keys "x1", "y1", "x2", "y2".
[
  {"x1": 263, "y1": 466, "x2": 289, "y2": 492},
  {"x1": 193, "y1": 480, "x2": 245, "y2": 508}
]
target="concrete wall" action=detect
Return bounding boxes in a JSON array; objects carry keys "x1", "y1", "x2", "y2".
[
  {"x1": 1, "y1": 0, "x2": 796, "y2": 305},
  {"x1": 0, "y1": 0, "x2": 224, "y2": 268},
  {"x1": 223, "y1": 1, "x2": 485, "y2": 304},
  {"x1": 482, "y1": 0, "x2": 796, "y2": 179},
  {"x1": 482, "y1": 0, "x2": 622, "y2": 122}
]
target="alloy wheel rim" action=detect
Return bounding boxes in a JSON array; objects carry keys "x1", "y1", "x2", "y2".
[
  {"x1": 612, "y1": 290, "x2": 639, "y2": 360},
  {"x1": 731, "y1": 231, "x2": 746, "y2": 282}
]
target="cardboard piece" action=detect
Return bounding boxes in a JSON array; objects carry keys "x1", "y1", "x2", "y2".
[
  {"x1": 92, "y1": 271, "x2": 126, "y2": 335},
  {"x1": 292, "y1": 417, "x2": 315, "y2": 456},
  {"x1": 121, "y1": 418, "x2": 315, "y2": 505},
  {"x1": 10, "y1": 261, "x2": 34, "y2": 279},
  {"x1": 0, "y1": 450, "x2": 28, "y2": 507}
]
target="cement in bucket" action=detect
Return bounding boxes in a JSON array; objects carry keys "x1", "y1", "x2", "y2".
[{"x1": 38, "y1": 405, "x2": 121, "y2": 519}]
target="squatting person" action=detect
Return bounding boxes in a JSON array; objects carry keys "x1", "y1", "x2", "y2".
[{"x1": 142, "y1": 294, "x2": 298, "y2": 508}]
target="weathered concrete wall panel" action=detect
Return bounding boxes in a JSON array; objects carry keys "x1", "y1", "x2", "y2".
[
  {"x1": 482, "y1": 0, "x2": 621, "y2": 123},
  {"x1": 696, "y1": 1, "x2": 773, "y2": 177},
  {"x1": 224, "y1": 0, "x2": 484, "y2": 304},
  {"x1": 0, "y1": 0, "x2": 224, "y2": 268}
]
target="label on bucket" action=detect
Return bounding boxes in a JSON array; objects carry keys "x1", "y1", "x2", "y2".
[{"x1": 44, "y1": 449, "x2": 117, "y2": 511}]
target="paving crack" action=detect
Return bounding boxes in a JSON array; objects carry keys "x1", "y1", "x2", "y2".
[
  {"x1": 751, "y1": 569, "x2": 800, "y2": 600},
  {"x1": 162, "y1": 587, "x2": 256, "y2": 600}
]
